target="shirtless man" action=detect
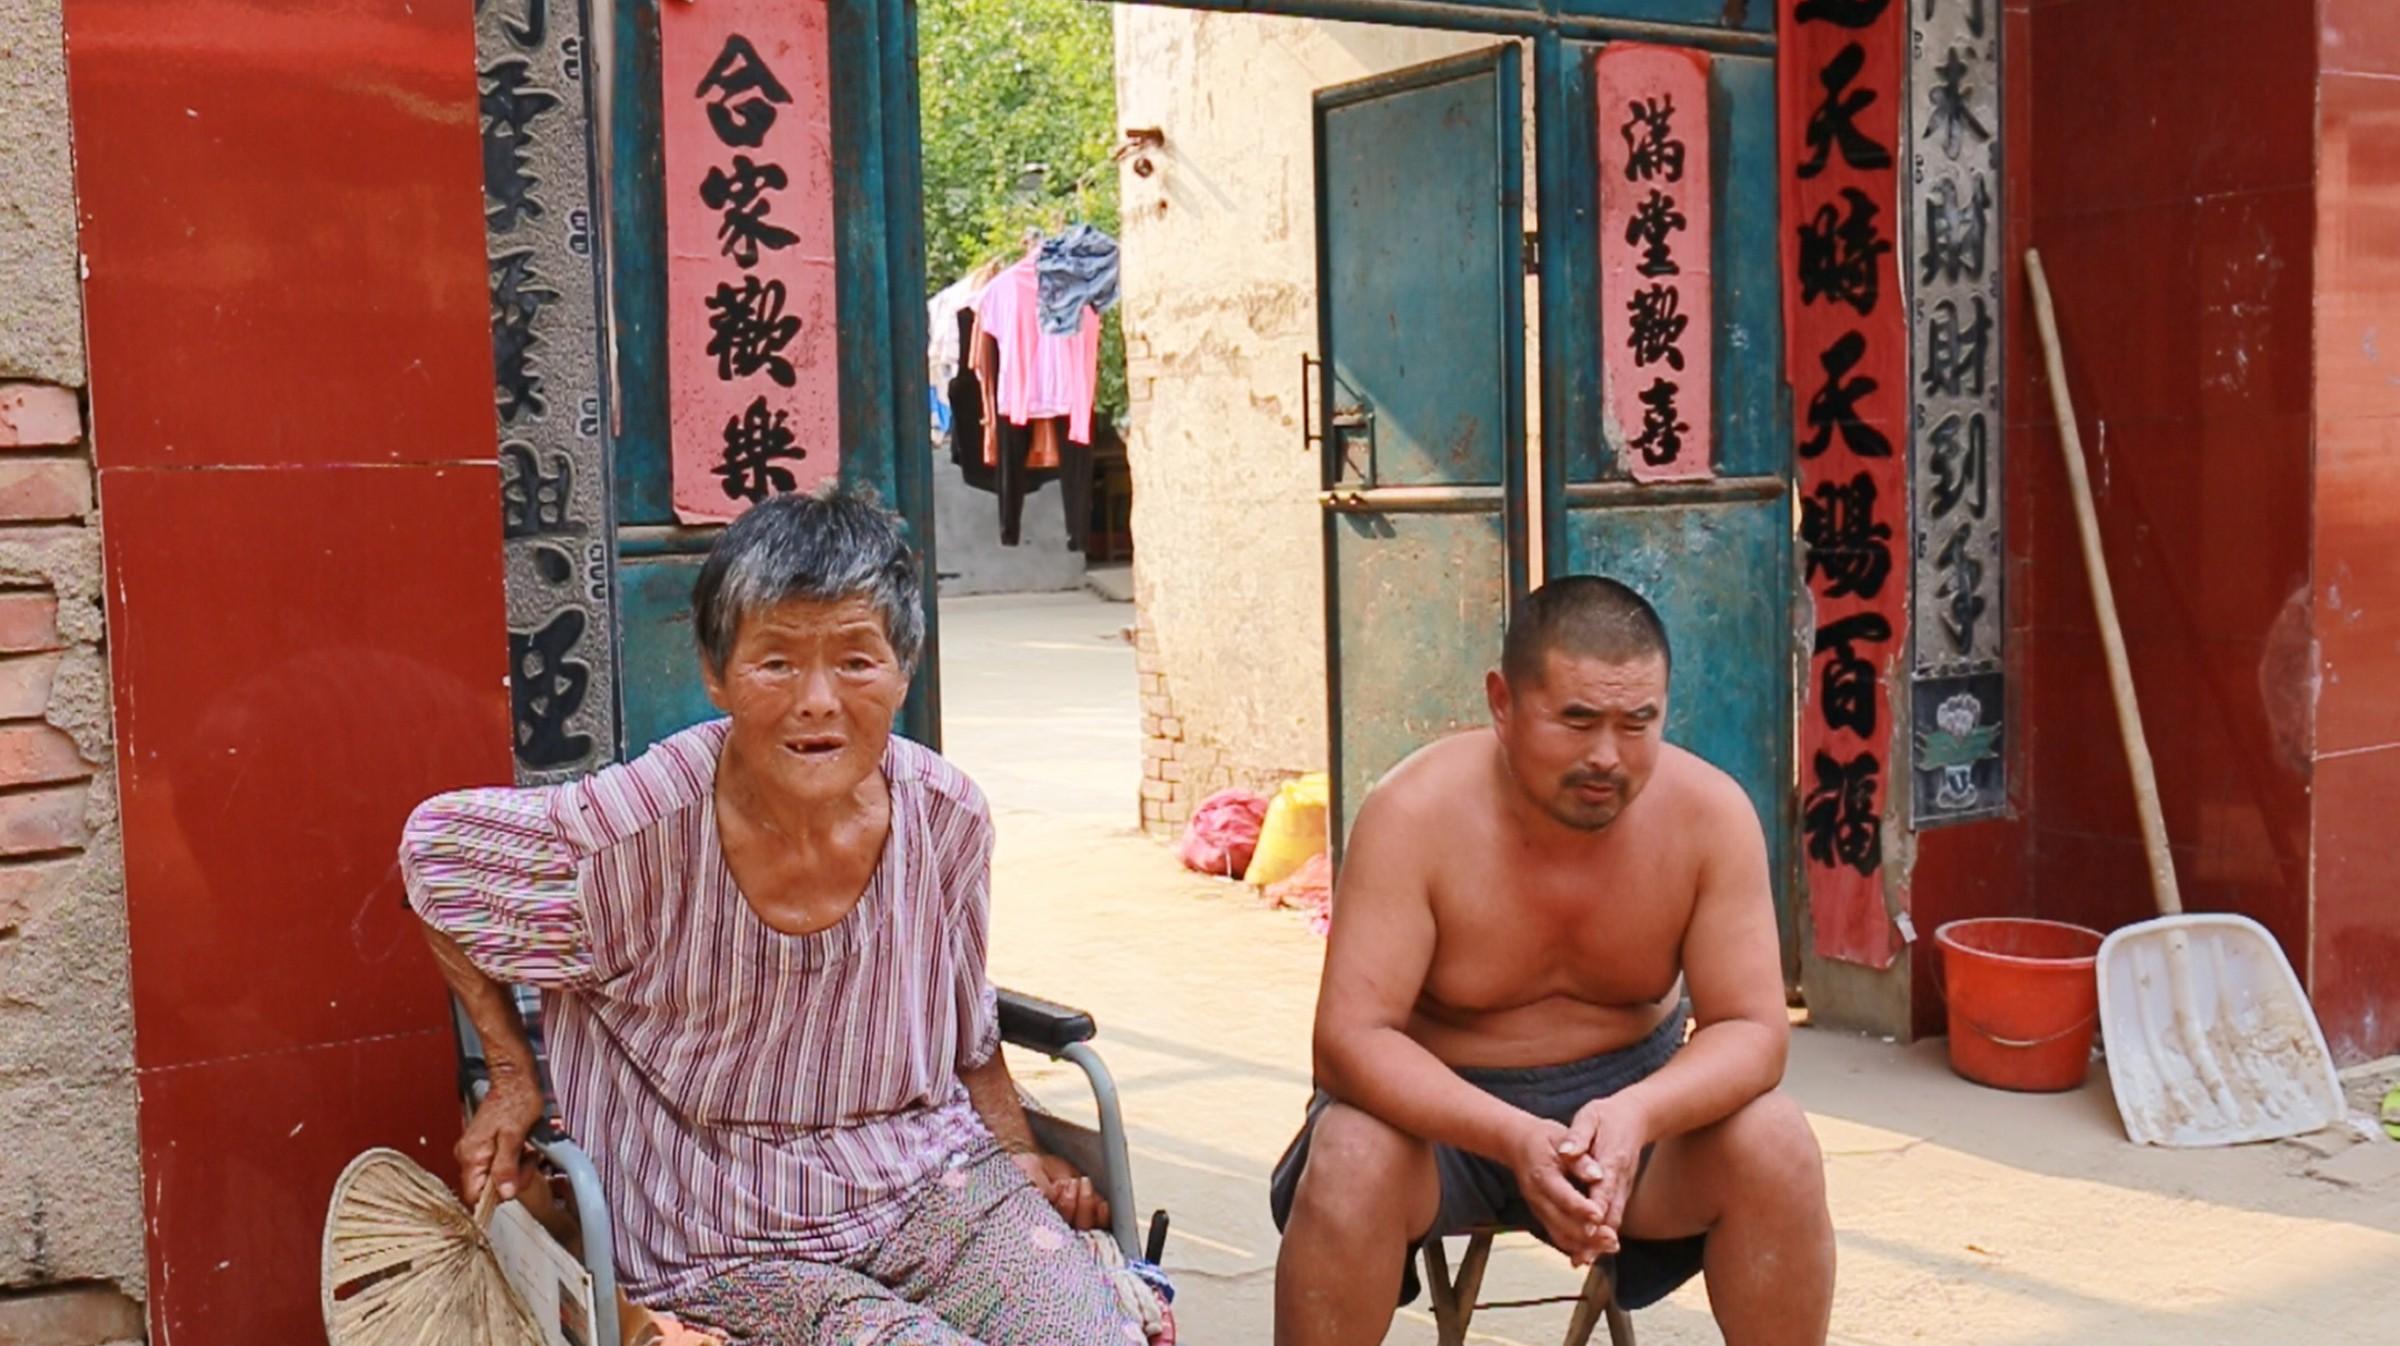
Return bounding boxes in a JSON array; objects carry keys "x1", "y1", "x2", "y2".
[{"x1": 1270, "y1": 575, "x2": 1834, "y2": 1346}]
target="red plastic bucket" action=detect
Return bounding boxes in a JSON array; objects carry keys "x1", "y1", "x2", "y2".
[{"x1": 1932, "y1": 918, "x2": 2104, "y2": 1092}]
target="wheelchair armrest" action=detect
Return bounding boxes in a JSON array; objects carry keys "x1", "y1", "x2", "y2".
[
  {"x1": 997, "y1": 987, "x2": 1097, "y2": 1055},
  {"x1": 526, "y1": 1131, "x2": 622, "y2": 1346}
]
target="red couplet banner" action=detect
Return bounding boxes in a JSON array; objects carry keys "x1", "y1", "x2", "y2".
[
  {"x1": 1779, "y1": 0, "x2": 1909, "y2": 968},
  {"x1": 660, "y1": 0, "x2": 840, "y2": 524},
  {"x1": 1595, "y1": 42, "x2": 1714, "y2": 483}
]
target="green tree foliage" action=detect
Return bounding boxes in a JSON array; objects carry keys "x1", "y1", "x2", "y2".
[{"x1": 919, "y1": 0, "x2": 1125, "y2": 422}]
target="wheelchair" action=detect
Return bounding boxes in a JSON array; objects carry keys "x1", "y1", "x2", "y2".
[{"x1": 451, "y1": 985, "x2": 1164, "y2": 1346}]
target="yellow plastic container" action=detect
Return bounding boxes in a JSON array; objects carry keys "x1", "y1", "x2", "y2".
[{"x1": 1245, "y1": 772, "x2": 1329, "y2": 888}]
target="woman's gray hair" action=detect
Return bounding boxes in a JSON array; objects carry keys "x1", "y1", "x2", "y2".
[{"x1": 691, "y1": 486, "x2": 924, "y2": 673}]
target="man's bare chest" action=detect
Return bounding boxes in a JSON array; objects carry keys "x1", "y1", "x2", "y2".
[{"x1": 1420, "y1": 856, "x2": 1692, "y2": 1013}]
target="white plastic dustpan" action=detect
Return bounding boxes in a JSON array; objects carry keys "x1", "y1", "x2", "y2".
[{"x1": 2097, "y1": 914, "x2": 2343, "y2": 1146}]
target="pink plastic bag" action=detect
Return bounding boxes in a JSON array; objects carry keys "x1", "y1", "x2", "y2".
[
  {"x1": 1177, "y1": 789, "x2": 1268, "y2": 878},
  {"x1": 1264, "y1": 852, "x2": 1334, "y2": 936}
]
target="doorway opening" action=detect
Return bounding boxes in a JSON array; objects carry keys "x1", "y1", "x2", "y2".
[
  {"x1": 914, "y1": 11, "x2": 1563, "y2": 1330},
  {"x1": 918, "y1": 1, "x2": 1543, "y2": 867}
]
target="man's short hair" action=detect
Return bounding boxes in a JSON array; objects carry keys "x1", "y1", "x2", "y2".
[{"x1": 1500, "y1": 575, "x2": 1671, "y2": 686}]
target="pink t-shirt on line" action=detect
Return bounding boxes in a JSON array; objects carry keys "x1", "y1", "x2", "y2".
[{"x1": 974, "y1": 257, "x2": 1099, "y2": 444}]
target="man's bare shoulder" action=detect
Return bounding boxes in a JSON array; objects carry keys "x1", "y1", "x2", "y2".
[
  {"x1": 1649, "y1": 745, "x2": 1764, "y2": 841},
  {"x1": 1352, "y1": 731, "x2": 1496, "y2": 834}
]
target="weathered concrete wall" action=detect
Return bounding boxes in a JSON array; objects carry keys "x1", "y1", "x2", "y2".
[
  {"x1": 0, "y1": 0, "x2": 85, "y2": 389},
  {"x1": 0, "y1": 0, "x2": 147, "y2": 1334},
  {"x1": 1114, "y1": 12, "x2": 1508, "y2": 832},
  {"x1": 932, "y1": 452, "x2": 1086, "y2": 598}
]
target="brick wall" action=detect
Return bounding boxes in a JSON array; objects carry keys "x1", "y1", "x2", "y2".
[
  {"x1": 2, "y1": 0, "x2": 145, "y2": 1323},
  {"x1": 0, "y1": 379, "x2": 144, "y2": 1318},
  {"x1": 0, "y1": 1281, "x2": 144, "y2": 1346},
  {"x1": 1136, "y1": 606, "x2": 1194, "y2": 835},
  {"x1": 0, "y1": 388, "x2": 100, "y2": 864},
  {"x1": 1136, "y1": 602, "x2": 1307, "y2": 840}
]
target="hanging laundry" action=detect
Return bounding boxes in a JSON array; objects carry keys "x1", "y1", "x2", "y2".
[
  {"x1": 975, "y1": 255, "x2": 1100, "y2": 446},
  {"x1": 1058, "y1": 421, "x2": 1098, "y2": 554},
  {"x1": 926, "y1": 259, "x2": 1002, "y2": 445},
  {"x1": 947, "y1": 308, "x2": 995, "y2": 491},
  {"x1": 997, "y1": 422, "x2": 1060, "y2": 547},
  {"x1": 1035, "y1": 224, "x2": 1121, "y2": 336},
  {"x1": 966, "y1": 307, "x2": 1006, "y2": 469},
  {"x1": 953, "y1": 308, "x2": 1073, "y2": 548}
]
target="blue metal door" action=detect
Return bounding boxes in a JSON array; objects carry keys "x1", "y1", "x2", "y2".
[
  {"x1": 1315, "y1": 45, "x2": 1527, "y2": 847},
  {"x1": 1534, "y1": 40, "x2": 1797, "y2": 973}
]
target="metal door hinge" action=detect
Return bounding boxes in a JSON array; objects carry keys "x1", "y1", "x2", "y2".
[{"x1": 1522, "y1": 231, "x2": 1541, "y2": 276}]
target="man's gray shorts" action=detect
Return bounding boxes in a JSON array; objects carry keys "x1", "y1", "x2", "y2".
[{"x1": 1268, "y1": 1011, "x2": 1707, "y2": 1310}]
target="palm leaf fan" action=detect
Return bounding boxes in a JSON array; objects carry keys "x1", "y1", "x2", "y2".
[{"x1": 322, "y1": 1147, "x2": 547, "y2": 1346}]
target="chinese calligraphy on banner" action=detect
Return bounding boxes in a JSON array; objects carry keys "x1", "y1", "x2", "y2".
[
  {"x1": 661, "y1": 1, "x2": 839, "y2": 524},
  {"x1": 476, "y1": 0, "x2": 620, "y2": 782},
  {"x1": 1596, "y1": 43, "x2": 1713, "y2": 482},
  {"x1": 1781, "y1": 0, "x2": 1908, "y2": 968},
  {"x1": 1906, "y1": 0, "x2": 2006, "y2": 824}
]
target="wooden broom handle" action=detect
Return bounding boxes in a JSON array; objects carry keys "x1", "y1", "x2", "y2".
[{"x1": 2025, "y1": 250, "x2": 2182, "y2": 917}]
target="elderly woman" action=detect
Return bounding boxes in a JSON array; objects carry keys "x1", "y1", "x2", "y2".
[{"x1": 402, "y1": 488, "x2": 1144, "y2": 1345}]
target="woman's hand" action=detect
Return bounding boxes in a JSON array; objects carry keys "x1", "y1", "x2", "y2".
[
  {"x1": 458, "y1": 1076, "x2": 545, "y2": 1205},
  {"x1": 1010, "y1": 1150, "x2": 1111, "y2": 1232},
  {"x1": 419, "y1": 925, "x2": 549, "y2": 1208}
]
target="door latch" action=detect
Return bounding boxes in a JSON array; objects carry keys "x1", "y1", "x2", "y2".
[
  {"x1": 1301, "y1": 353, "x2": 1322, "y2": 456},
  {"x1": 1303, "y1": 353, "x2": 1377, "y2": 485}
]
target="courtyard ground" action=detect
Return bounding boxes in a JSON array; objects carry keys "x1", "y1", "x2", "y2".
[{"x1": 940, "y1": 590, "x2": 2400, "y2": 1345}]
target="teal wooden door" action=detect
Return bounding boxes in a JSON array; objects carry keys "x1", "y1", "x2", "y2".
[
  {"x1": 606, "y1": 0, "x2": 937, "y2": 758},
  {"x1": 1537, "y1": 40, "x2": 1797, "y2": 973},
  {"x1": 1315, "y1": 45, "x2": 1527, "y2": 849}
]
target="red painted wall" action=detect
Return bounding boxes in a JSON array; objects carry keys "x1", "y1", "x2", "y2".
[
  {"x1": 1928, "y1": 0, "x2": 2400, "y2": 1060},
  {"x1": 2308, "y1": 0, "x2": 2400, "y2": 1061},
  {"x1": 64, "y1": 0, "x2": 512, "y2": 1339},
  {"x1": 2019, "y1": 0, "x2": 2319, "y2": 966}
]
